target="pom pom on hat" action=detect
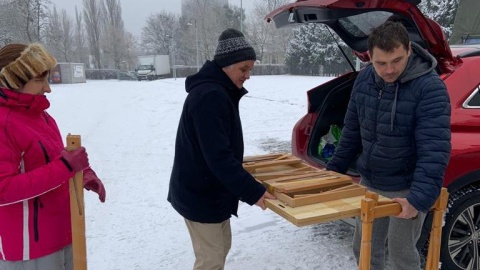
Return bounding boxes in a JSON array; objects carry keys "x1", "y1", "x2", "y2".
[
  {"x1": 213, "y1": 28, "x2": 256, "y2": 68},
  {"x1": 0, "y1": 43, "x2": 57, "y2": 90}
]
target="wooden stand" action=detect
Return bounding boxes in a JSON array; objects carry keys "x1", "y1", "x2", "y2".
[
  {"x1": 359, "y1": 188, "x2": 449, "y2": 270},
  {"x1": 66, "y1": 134, "x2": 87, "y2": 270},
  {"x1": 245, "y1": 153, "x2": 359, "y2": 207},
  {"x1": 243, "y1": 153, "x2": 449, "y2": 268},
  {"x1": 425, "y1": 188, "x2": 449, "y2": 270}
]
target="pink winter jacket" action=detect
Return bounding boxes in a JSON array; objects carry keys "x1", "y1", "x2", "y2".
[{"x1": 0, "y1": 88, "x2": 76, "y2": 261}]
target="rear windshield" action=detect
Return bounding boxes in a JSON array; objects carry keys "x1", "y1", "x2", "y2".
[
  {"x1": 338, "y1": 11, "x2": 394, "y2": 37},
  {"x1": 462, "y1": 37, "x2": 480, "y2": 44},
  {"x1": 138, "y1": 65, "x2": 153, "y2": 70}
]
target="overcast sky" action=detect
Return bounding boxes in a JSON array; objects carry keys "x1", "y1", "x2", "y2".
[{"x1": 49, "y1": 0, "x2": 255, "y2": 37}]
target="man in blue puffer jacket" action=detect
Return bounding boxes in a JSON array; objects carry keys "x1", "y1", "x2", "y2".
[{"x1": 327, "y1": 21, "x2": 451, "y2": 270}]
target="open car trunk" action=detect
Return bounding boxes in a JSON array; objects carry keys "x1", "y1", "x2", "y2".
[
  {"x1": 266, "y1": 0, "x2": 459, "y2": 174},
  {"x1": 304, "y1": 71, "x2": 359, "y2": 174}
]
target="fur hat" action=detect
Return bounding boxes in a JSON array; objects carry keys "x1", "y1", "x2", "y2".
[
  {"x1": 213, "y1": 28, "x2": 256, "y2": 68},
  {"x1": 0, "y1": 43, "x2": 57, "y2": 90}
]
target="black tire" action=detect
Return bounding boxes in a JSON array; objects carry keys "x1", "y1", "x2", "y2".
[{"x1": 440, "y1": 186, "x2": 480, "y2": 270}]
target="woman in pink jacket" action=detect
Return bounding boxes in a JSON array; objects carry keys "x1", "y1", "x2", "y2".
[{"x1": 0, "y1": 43, "x2": 106, "y2": 270}]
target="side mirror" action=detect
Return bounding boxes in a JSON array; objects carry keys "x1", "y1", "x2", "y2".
[{"x1": 134, "y1": 68, "x2": 138, "y2": 72}]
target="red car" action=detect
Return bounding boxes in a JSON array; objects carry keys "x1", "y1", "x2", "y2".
[{"x1": 266, "y1": 1, "x2": 480, "y2": 269}]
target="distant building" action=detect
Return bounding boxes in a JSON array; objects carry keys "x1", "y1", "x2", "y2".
[{"x1": 181, "y1": 0, "x2": 228, "y2": 19}]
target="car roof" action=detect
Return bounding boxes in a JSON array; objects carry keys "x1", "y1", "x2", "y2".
[{"x1": 450, "y1": 44, "x2": 480, "y2": 58}]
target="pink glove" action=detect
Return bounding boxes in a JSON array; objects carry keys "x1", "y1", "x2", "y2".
[
  {"x1": 61, "y1": 147, "x2": 89, "y2": 172},
  {"x1": 83, "y1": 168, "x2": 106, "y2": 202}
]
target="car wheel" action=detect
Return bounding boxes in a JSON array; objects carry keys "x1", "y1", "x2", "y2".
[{"x1": 440, "y1": 186, "x2": 480, "y2": 270}]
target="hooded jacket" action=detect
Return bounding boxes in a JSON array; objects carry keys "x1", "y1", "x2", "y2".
[
  {"x1": 327, "y1": 43, "x2": 451, "y2": 212},
  {"x1": 168, "y1": 60, "x2": 265, "y2": 223},
  {"x1": 0, "y1": 88, "x2": 75, "y2": 261}
]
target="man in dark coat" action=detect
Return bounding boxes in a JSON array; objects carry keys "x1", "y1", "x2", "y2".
[
  {"x1": 168, "y1": 28, "x2": 275, "y2": 270},
  {"x1": 327, "y1": 21, "x2": 451, "y2": 269}
]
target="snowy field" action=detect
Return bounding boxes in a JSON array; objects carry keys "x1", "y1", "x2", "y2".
[{"x1": 47, "y1": 75, "x2": 359, "y2": 270}]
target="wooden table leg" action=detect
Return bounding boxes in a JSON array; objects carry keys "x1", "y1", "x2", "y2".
[
  {"x1": 359, "y1": 198, "x2": 375, "y2": 270},
  {"x1": 425, "y1": 188, "x2": 449, "y2": 270},
  {"x1": 359, "y1": 192, "x2": 402, "y2": 270},
  {"x1": 66, "y1": 134, "x2": 87, "y2": 270},
  {"x1": 359, "y1": 188, "x2": 448, "y2": 270}
]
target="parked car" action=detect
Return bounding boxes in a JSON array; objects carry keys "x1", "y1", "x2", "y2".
[{"x1": 266, "y1": 1, "x2": 480, "y2": 269}]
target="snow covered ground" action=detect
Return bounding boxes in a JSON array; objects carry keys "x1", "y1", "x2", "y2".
[{"x1": 47, "y1": 75, "x2": 358, "y2": 270}]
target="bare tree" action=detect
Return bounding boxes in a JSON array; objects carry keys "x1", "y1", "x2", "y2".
[
  {"x1": 141, "y1": 11, "x2": 177, "y2": 55},
  {"x1": 247, "y1": 0, "x2": 293, "y2": 64},
  {"x1": 46, "y1": 7, "x2": 62, "y2": 55},
  {"x1": 182, "y1": 0, "x2": 232, "y2": 63},
  {"x1": 102, "y1": 0, "x2": 128, "y2": 69},
  {"x1": 0, "y1": 0, "x2": 15, "y2": 45},
  {"x1": 74, "y1": 6, "x2": 89, "y2": 65},
  {"x1": 0, "y1": 0, "x2": 50, "y2": 43},
  {"x1": 122, "y1": 31, "x2": 137, "y2": 70},
  {"x1": 47, "y1": 7, "x2": 74, "y2": 62},
  {"x1": 84, "y1": 0, "x2": 103, "y2": 68}
]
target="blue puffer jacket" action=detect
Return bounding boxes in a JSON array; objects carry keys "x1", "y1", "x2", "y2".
[{"x1": 327, "y1": 43, "x2": 451, "y2": 212}]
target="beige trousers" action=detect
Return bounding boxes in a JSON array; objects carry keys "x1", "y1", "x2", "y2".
[{"x1": 185, "y1": 218, "x2": 232, "y2": 270}]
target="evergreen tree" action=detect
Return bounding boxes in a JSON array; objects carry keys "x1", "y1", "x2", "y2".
[
  {"x1": 418, "y1": 0, "x2": 459, "y2": 39},
  {"x1": 285, "y1": 24, "x2": 351, "y2": 76}
]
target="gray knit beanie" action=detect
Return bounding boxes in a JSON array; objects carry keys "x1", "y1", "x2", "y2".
[{"x1": 213, "y1": 28, "x2": 256, "y2": 68}]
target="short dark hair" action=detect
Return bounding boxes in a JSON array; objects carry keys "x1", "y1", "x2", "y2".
[{"x1": 368, "y1": 21, "x2": 410, "y2": 56}]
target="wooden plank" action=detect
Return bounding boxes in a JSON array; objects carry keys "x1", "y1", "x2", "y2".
[
  {"x1": 262, "y1": 171, "x2": 330, "y2": 183},
  {"x1": 291, "y1": 183, "x2": 361, "y2": 198},
  {"x1": 259, "y1": 172, "x2": 332, "y2": 190},
  {"x1": 265, "y1": 196, "x2": 362, "y2": 226},
  {"x1": 265, "y1": 176, "x2": 353, "y2": 193},
  {"x1": 284, "y1": 185, "x2": 367, "y2": 207},
  {"x1": 243, "y1": 158, "x2": 303, "y2": 172},
  {"x1": 243, "y1": 153, "x2": 287, "y2": 163},
  {"x1": 252, "y1": 164, "x2": 302, "y2": 174},
  {"x1": 251, "y1": 167, "x2": 318, "y2": 181},
  {"x1": 66, "y1": 134, "x2": 87, "y2": 270},
  {"x1": 265, "y1": 194, "x2": 393, "y2": 227}
]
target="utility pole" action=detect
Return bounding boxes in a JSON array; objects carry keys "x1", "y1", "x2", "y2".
[
  {"x1": 166, "y1": 34, "x2": 176, "y2": 80},
  {"x1": 240, "y1": 0, "x2": 243, "y2": 32},
  {"x1": 173, "y1": 40, "x2": 176, "y2": 80},
  {"x1": 188, "y1": 20, "x2": 200, "y2": 72},
  {"x1": 195, "y1": 20, "x2": 199, "y2": 72}
]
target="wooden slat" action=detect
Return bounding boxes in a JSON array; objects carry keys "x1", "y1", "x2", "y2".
[
  {"x1": 252, "y1": 164, "x2": 302, "y2": 174},
  {"x1": 284, "y1": 185, "x2": 367, "y2": 207},
  {"x1": 243, "y1": 153, "x2": 287, "y2": 163},
  {"x1": 265, "y1": 194, "x2": 393, "y2": 227},
  {"x1": 265, "y1": 196, "x2": 362, "y2": 226},
  {"x1": 243, "y1": 158, "x2": 303, "y2": 173},
  {"x1": 265, "y1": 176, "x2": 353, "y2": 193},
  {"x1": 263, "y1": 171, "x2": 331, "y2": 183},
  {"x1": 252, "y1": 167, "x2": 318, "y2": 181},
  {"x1": 67, "y1": 134, "x2": 87, "y2": 270}
]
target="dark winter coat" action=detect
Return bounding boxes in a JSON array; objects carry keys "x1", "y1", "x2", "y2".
[
  {"x1": 327, "y1": 43, "x2": 451, "y2": 212},
  {"x1": 168, "y1": 60, "x2": 265, "y2": 223}
]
